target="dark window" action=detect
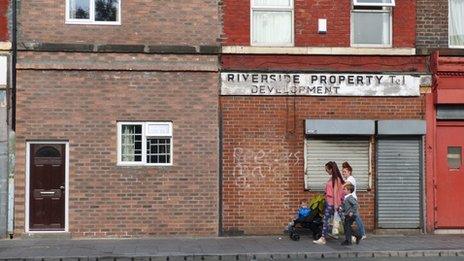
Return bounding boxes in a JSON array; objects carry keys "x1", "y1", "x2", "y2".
[
  {"x1": 35, "y1": 146, "x2": 61, "y2": 157},
  {"x1": 147, "y1": 138, "x2": 171, "y2": 164},
  {"x1": 95, "y1": 0, "x2": 118, "y2": 22}
]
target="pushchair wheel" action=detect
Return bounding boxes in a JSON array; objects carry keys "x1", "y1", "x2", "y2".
[
  {"x1": 291, "y1": 233, "x2": 300, "y2": 241},
  {"x1": 289, "y1": 231, "x2": 294, "y2": 239}
]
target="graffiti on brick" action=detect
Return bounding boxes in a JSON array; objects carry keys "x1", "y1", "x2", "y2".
[{"x1": 232, "y1": 147, "x2": 301, "y2": 188}]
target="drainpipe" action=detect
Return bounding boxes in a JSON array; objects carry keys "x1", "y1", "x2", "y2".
[
  {"x1": 11, "y1": 0, "x2": 15, "y2": 132},
  {"x1": 7, "y1": 131, "x2": 14, "y2": 238},
  {"x1": 7, "y1": 0, "x2": 17, "y2": 239},
  {"x1": 218, "y1": 99, "x2": 223, "y2": 236}
]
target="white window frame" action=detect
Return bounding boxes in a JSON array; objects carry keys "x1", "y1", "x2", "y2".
[
  {"x1": 117, "y1": 122, "x2": 173, "y2": 166},
  {"x1": 350, "y1": 2, "x2": 393, "y2": 47},
  {"x1": 250, "y1": 0, "x2": 294, "y2": 46},
  {"x1": 353, "y1": 0, "x2": 395, "y2": 7},
  {"x1": 448, "y1": 0, "x2": 464, "y2": 48},
  {"x1": 65, "y1": 0, "x2": 122, "y2": 25}
]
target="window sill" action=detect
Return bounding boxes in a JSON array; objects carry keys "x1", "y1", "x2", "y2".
[
  {"x1": 65, "y1": 20, "x2": 121, "y2": 26},
  {"x1": 117, "y1": 163, "x2": 173, "y2": 167},
  {"x1": 0, "y1": 41, "x2": 11, "y2": 51},
  {"x1": 350, "y1": 44, "x2": 392, "y2": 48},
  {"x1": 251, "y1": 43, "x2": 294, "y2": 47},
  {"x1": 222, "y1": 46, "x2": 416, "y2": 56}
]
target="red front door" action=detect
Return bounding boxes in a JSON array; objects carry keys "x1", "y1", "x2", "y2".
[
  {"x1": 29, "y1": 144, "x2": 66, "y2": 231},
  {"x1": 436, "y1": 124, "x2": 464, "y2": 228}
]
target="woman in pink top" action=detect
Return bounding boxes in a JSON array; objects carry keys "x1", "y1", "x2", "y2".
[{"x1": 313, "y1": 161, "x2": 345, "y2": 245}]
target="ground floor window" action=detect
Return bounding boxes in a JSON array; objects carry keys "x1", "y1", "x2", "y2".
[
  {"x1": 117, "y1": 122, "x2": 173, "y2": 166},
  {"x1": 304, "y1": 137, "x2": 370, "y2": 191}
]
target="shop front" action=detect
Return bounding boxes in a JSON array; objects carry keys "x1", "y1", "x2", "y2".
[
  {"x1": 221, "y1": 68, "x2": 429, "y2": 235},
  {"x1": 426, "y1": 53, "x2": 464, "y2": 232}
]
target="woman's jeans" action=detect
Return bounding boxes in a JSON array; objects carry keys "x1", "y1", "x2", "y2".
[
  {"x1": 355, "y1": 214, "x2": 366, "y2": 236},
  {"x1": 322, "y1": 204, "x2": 335, "y2": 237}
]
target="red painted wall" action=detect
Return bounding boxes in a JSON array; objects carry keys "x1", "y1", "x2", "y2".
[
  {"x1": 223, "y1": 0, "x2": 415, "y2": 47},
  {"x1": 0, "y1": 0, "x2": 9, "y2": 41},
  {"x1": 426, "y1": 55, "x2": 464, "y2": 232},
  {"x1": 425, "y1": 92, "x2": 435, "y2": 233}
]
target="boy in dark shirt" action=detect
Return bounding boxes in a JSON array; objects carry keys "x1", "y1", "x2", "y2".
[{"x1": 340, "y1": 184, "x2": 361, "y2": 245}]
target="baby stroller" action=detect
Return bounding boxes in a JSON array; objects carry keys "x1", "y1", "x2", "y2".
[{"x1": 288, "y1": 212, "x2": 323, "y2": 241}]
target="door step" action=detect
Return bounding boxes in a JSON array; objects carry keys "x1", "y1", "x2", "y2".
[
  {"x1": 434, "y1": 229, "x2": 464, "y2": 234},
  {"x1": 21, "y1": 232, "x2": 71, "y2": 239},
  {"x1": 373, "y1": 229, "x2": 423, "y2": 236}
]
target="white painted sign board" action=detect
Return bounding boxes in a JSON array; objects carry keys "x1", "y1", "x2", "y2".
[
  {"x1": 0, "y1": 56, "x2": 6, "y2": 86},
  {"x1": 221, "y1": 72, "x2": 422, "y2": 96}
]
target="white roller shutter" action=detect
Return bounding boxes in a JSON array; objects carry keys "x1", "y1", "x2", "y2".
[
  {"x1": 377, "y1": 137, "x2": 422, "y2": 228},
  {"x1": 305, "y1": 137, "x2": 370, "y2": 191}
]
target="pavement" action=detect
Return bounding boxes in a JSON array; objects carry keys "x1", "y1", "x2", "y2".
[{"x1": 0, "y1": 234, "x2": 463, "y2": 260}]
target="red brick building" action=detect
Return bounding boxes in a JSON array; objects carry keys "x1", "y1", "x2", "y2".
[
  {"x1": 417, "y1": 0, "x2": 464, "y2": 233},
  {"x1": 221, "y1": 0, "x2": 430, "y2": 235},
  {"x1": 14, "y1": 0, "x2": 220, "y2": 238}
]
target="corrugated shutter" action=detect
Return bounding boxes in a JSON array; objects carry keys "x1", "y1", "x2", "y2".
[
  {"x1": 305, "y1": 137, "x2": 370, "y2": 191},
  {"x1": 377, "y1": 138, "x2": 421, "y2": 228}
]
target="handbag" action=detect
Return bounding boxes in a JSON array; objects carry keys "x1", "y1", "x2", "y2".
[{"x1": 331, "y1": 181, "x2": 344, "y2": 235}]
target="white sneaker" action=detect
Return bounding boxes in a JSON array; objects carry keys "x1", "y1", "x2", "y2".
[
  {"x1": 351, "y1": 236, "x2": 356, "y2": 243},
  {"x1": 362, "y1": 235, "x2": 367, "y2": 240},
  {"x1": 313, "y1": 237, "x2": 326, "y2": 245}
]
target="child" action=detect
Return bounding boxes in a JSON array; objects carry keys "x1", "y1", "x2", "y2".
[
  {"x1": 342, "y1": 161, "x2": 366, "y2": 239},
  {"x1": 340, "y1": 184, "x2": 361, "y2": 245},
  {"x1": 287, "y1": 200, "x2": 311, "y2": 230}
]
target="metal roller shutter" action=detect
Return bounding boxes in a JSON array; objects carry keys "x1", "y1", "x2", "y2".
[
  {"x1": 305, "y1": 137, "x2": 370, "y2": 191},
  {"x1": 377, "y1": 137, "x2": 422, "y2": 228}
]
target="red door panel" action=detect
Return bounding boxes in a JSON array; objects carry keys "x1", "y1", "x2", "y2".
[
  {"x1": 29, "y1": 144, "x2": 65, "y2": 230},
  {"x1": 436, "y1": 125, "x2": 464, "y2": 228}
]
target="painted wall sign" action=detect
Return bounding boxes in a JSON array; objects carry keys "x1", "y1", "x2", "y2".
[
  {"x1": 0, "y1": 56, "x2": 7, "y2": 86},
  {"x1": 0, "y1": 90, "x2": 5, "y2": 108},
  {"x1": 221, "y1": 72, "x2": 422, "y2": 96}
]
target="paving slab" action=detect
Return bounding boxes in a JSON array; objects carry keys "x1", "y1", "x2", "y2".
[{"x1": 0, "y1": 234, "x2": 463, "y2": 260}]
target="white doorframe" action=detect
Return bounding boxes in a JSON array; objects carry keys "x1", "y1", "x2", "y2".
[{"x1": 25, "y1": 141, "x2": 69, "y2": 233}]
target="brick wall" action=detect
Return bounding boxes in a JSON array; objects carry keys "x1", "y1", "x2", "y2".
[
  {"x1": 221, "y1": 96, "x2": 425, "y2": 235},
  {"x1": 18, "y1": 0, "x2": 220, "y2": 45},
  {"x1": 294, "y1": 0, "x2": 350, "y2": 47},
  {"x1": 416, "y1": 0, "x2": 448, "y2": 48},
  {"x1": 221, "y1": 55, "x2": 428, "y2": 72},
  {"x1": 223, "y1": 0, "x2": 415, "y2": 47},
  {"x1": 15, "y1": 69, "x2": 219, "y2": 238}
]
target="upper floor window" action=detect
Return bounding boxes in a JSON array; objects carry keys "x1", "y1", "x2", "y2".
[
  {"x1": 449, "y1": 0, "x2": 464, "y2": 48},
  {"x1": 351, "y1": 0, "x2": 394, "y2": 47},
  {"x1": 251, "y1": 0, "x2": 293, "y2": 46},
  {"x1": 66, "y1": 0, "x2": 121, "y2": 25}
]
